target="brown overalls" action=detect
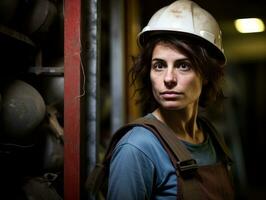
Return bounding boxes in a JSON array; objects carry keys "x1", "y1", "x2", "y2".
[
  {"x1": 87, "y1": 115, "x2": 235, "y2": 199},
  {"x1": 132, "y1": 116, "x2": 235, "y2": 200}
]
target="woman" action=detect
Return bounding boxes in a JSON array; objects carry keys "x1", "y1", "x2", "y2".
[{"x1": 107, "y1": 0, "x2": 234, "y2": 199}]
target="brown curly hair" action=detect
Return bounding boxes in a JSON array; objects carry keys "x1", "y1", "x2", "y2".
[{"x1": 129, "y1": 34, "x2": 225, "y2": 113}]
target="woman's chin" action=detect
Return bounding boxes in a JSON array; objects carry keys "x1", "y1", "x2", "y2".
[{"x1": 160, "y1": 103, "x2": 184, "y2": 111}]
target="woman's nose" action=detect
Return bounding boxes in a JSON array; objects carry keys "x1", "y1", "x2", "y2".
[{"x1": 164, "y1": 68, "x2": 177, "y2": 88}]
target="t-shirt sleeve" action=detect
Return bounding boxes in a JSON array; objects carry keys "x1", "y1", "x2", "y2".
[{"x1": 107, "y1": 143, "x2": 155, "y2": 200}]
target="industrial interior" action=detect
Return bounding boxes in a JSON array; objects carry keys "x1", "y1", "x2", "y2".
[{"x1": 0, "y1": 0, "x2": 266, "y2": 199}]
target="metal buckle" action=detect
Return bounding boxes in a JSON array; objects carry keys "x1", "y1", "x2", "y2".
[{"x1": 177, "y1": 159, "x2": 198, "y2": 175}]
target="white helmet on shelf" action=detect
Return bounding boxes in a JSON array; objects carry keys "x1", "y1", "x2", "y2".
[{"x1": 138, "y1": 0, "x2": 226, "y2": 64}]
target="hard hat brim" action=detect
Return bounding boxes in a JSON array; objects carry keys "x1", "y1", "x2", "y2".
[{"x1": 138, "y1": 30, "x2": 226, "y2": 65}]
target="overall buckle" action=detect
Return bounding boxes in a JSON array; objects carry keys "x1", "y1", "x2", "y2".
[{"x1": 177, "y1": 159, "x2": 198, "y2": 177}]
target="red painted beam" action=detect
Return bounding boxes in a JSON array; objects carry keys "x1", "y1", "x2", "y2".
[{"x1": 64, "y1": 0, "x2": 81, "y2": 199}]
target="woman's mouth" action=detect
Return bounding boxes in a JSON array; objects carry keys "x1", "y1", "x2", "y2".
[{"x1": 160, "y1": 91, "x2": 183, "y2": 98}]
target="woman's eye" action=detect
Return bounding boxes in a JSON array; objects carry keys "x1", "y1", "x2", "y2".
[
  {"x1": 177, "y1": 62, "x2": 191, "y2": 71},
  {"x1": 153, "y1": 62, "x2": 164, "y2": 70}
]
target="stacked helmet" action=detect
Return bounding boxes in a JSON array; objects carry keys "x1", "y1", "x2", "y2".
[
  {"x1": 138, "y1": 0, "x2": 226, "y2": 64},
  {"x1": 1, "y1": 80, "x2": 46, "y2": 140}
]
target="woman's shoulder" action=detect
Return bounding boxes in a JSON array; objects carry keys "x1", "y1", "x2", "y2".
[
  {"x1": 116, "y1": 125, "x2": 161, "y2": 150},
  {"x1": 113, "y1": 121, "x2": 172, "y2": 163},
  {"x1": 117, "y1": 114, "x2": 160, "y2": 145}
]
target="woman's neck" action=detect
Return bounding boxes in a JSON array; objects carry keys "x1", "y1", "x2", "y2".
[{"x1": 152, "y1": 104, "x2": 204, "y2": 144}]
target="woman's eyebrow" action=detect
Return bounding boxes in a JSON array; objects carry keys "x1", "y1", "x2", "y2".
[
  {"x1": 174, "y1": 58, "x2": 190, "y2": 63},
  {"x1": 152, "y1": 58, "x2": 190, "y2": 62},
  {"x1": 151, "y1": 58, "x2": 165, "y2": 62}
]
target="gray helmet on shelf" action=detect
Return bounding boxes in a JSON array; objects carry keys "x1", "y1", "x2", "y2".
[{"x1": 1, "y1": 80, "x2": 46, "y2": 140}]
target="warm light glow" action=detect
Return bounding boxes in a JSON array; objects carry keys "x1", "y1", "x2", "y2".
[{"x1": 234, "y1": 18, "x2": 265, "y2": 33}]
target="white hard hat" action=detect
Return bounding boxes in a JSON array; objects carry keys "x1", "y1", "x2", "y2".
[{"x1": 138, "y1": 0, "x2": 226, "y2": 64}]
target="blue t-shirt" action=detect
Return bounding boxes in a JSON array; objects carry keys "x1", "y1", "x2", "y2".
[{"x1": 107, "y1": 115, "x2": 217, "y2": 200}]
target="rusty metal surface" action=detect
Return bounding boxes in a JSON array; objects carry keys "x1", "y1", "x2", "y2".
[
  {"x1": 64, "y1": 0, "x2": 100, "y2": 199},
  {"x1": 64, "y1": 0, "x2": 82, "y2": 199}
]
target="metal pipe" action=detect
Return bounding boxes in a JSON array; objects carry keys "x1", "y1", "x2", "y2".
[
  {"x1": 82, "y1": 0, "x2": 100, "y2": 199},
  {"x1": 110, "y1": 0, "x2": 125, "y2": 133}
]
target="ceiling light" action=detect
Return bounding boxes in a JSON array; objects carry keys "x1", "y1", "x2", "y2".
[{"x1": 234, "y1": 18, "x2": 265, "y2": 33}]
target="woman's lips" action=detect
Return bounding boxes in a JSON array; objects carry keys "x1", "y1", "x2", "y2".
[{"x1": 160, "y1": 91, "x2": 183, "y2": 98}]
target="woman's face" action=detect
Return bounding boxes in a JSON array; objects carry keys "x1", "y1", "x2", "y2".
[{"x1": 150, "y1": 42, "x2": 203, "y2": 111}]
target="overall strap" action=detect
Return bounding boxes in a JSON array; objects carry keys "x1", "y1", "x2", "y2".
[
  {"x1": 131, "y1": 117, "x2": 201, "y2": 200},
  {"x1": 131, "y1": 117, "x2": 198, "y2": 175}
]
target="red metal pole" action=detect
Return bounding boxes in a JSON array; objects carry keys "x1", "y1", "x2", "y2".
[{"x1": 64, "y1": 0, "x2": 81, "y2": 199}]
